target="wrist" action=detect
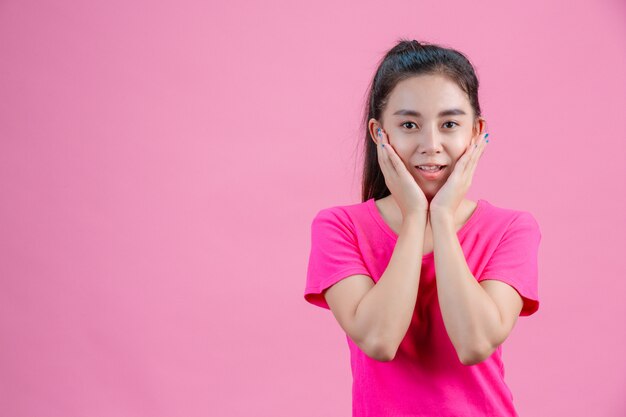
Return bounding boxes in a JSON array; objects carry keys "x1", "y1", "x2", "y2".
[
  {"x1": 429, "y1": 208, "x2": 455, "y2": 224},
  {"x1": 403, "y1": 209, "x2": 428, "y2": 221},
  {"x1": 401, "y1": 211, "x2": 428, "y2": 229}
]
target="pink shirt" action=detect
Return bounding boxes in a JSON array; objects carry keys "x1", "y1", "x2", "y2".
[{"x1": 304, "y1": 198, "x2": 541, "y2": 417}]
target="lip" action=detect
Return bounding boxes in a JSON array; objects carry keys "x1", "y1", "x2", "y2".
[{"x1": 415, "y1": 165, "x2": 447, "y2": 180}]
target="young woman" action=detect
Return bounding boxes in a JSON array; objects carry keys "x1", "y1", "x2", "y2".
[{"x1": 304, "y1": 39, "x2": 542, "y2": 416}]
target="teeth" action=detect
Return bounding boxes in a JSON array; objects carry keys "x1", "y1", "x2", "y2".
[{"x1": 418, "y1": 166, "x2": 443, "y2": 171}]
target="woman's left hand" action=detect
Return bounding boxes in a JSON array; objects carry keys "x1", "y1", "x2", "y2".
[{"x1": 429, "y1": 132, "x2": 489, "y2": 218}]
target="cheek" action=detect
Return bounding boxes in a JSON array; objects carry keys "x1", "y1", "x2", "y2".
[
  {"x1": 391, "y1": 140, "x2": 411, "y2": 152},
  {"x1": 452, "y1": 143, "x2": 471, "y2": 160},
  {"x1": 390, "y1": 142, "x2": 413, "y2": 161}
]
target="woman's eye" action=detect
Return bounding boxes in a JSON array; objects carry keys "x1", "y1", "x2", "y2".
[{"x1": 402, "y1": 121, "x2": 458, "y2": 129}]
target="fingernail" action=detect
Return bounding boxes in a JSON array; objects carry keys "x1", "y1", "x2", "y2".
[{"x1": 485, "y1": 133, "x2": 489, "y2": 139}]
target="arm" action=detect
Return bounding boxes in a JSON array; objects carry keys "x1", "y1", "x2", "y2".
[
  {"x1": 430, "y1": 211, "x2": 523, "y2": 365},
  {"x1": 353, "y1": 210, "x2": 428, "y2": 361}
]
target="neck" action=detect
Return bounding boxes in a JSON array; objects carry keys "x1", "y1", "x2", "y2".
[{"x1": 389, "y1": 195, "x2": 467, "y2": 227}]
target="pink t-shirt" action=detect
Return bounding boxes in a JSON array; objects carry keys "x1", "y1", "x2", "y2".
[{"x1": 304, "y1": 197, "x2": 542, "y2": 417}]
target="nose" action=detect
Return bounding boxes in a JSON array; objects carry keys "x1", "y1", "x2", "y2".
[{"x1": 418, "y1": 127, "x2": 443, "y2": 154}]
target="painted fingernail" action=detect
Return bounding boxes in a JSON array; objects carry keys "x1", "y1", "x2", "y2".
[{"x1": 485, "y1": 133, "x2": 489, "y2": 139}]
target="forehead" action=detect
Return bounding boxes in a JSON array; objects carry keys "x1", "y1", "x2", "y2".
[{"x1": 386, "y1": 74, "x2": 470, "y2": 115}]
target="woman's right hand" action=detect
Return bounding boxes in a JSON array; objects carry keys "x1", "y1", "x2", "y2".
[{"x1": 376, "y1": 127, "x2": 429, "y2": 217}]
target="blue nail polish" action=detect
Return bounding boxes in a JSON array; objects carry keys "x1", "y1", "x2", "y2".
[
  {"x1": 485, "y1": 133, "x2": 489, "y2": 139},
  {"x1": 486, "y1": 139, "x2": 489, "y2": 143}
]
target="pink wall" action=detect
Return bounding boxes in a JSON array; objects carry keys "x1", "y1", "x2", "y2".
[{"x1": 1, "y1": 0, "x2": 625, "y2": 416}]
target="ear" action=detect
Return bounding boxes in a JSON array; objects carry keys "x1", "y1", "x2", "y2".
[
  {"x1": 368, "y1": 118, "x2": 383, "y2": 145},
  {"x1": 473, "y1": 117, "x2": 487, "y2": 137}
]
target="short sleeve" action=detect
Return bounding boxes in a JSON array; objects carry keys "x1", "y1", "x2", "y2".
[
  {"x1": 304, "y1": 208, "x2": 372, "y2": 310},
  {"x1": 477, "y1": 211, "x2": 542, "y2": 316}
]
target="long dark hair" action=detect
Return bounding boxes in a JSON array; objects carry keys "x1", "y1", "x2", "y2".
[{"x1": 359, "y1": 39, "x2": 483, "y2": 202}]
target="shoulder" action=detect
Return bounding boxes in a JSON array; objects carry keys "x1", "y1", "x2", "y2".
[
  {"x1": 311, "y1": 200, "x2": 370, "y2": 227},
  {"x1": 309, "y1": 200, "x2": 376, "y2": 247},
  {"x1": 480, "y1": 199, "x2": 542, "y2": 238}
]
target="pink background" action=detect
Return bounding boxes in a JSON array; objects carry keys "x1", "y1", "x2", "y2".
[{"x1": 1, "y1": 0, "x2": 625, "y2": 416}]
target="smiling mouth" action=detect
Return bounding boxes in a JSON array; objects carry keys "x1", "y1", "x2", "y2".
[{"x1": 416, "y1": 165, "x2": 446, "y2": 172}]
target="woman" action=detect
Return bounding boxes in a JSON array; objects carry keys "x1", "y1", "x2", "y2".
[{"x1": 304, "y1": 39, "x2": 542, "y2": 416}]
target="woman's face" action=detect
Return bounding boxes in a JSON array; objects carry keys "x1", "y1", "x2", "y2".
[{"x1": 370, "y1": 73, "x2": 486, "y2": 199}]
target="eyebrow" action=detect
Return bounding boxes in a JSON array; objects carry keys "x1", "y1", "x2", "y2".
[{"x1": 392, "y1": 108, "x2": 467, "y2": 117}]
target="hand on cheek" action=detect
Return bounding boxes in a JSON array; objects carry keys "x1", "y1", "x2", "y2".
[{"x1": 429, "y1": 132, "x2": 489, "y2": 217}]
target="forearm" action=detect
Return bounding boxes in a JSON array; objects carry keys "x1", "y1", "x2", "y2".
[
  {"x1": 355, "y1": 211, "x2": 428, "y2": 360},
  {"x1": 430, "y1": 211, "x2": 502, "y2": 365}
]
